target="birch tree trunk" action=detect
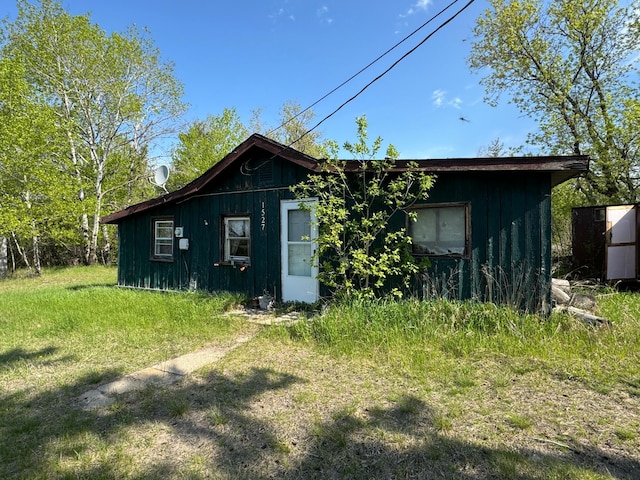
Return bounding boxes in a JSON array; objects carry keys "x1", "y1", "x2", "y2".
[{"x1": 0, "y1": 237, "x2": 7, "y2": 278}]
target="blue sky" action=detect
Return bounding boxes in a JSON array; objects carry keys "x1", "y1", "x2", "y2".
[{"x1": 4, "y1": 0, "x2": 538, "y2": 160}]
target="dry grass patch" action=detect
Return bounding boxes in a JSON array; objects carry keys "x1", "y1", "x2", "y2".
[{"x1": 35, "y1": 334, "x2": 635, "y2": 479}]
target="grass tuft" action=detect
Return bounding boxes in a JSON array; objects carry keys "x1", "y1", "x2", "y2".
[
  {"x1": 167, "y1": 394, "x2": 191, "y2": 418},
  {"x1": 506, "y1": 414, "x2": 532, "y2": 430}
]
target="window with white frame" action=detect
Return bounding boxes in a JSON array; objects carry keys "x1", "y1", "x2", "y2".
[
  {"x1": 152, "y1": 218, "x2": 174, "y2": 260},
  {"x1": 409, "y1": 204, "x2": 468, "y2": 256},
  {"x1": 224, "y1": 216, "x2": 250, "y2": 262}
]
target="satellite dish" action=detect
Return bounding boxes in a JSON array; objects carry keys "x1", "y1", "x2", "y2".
[{"x1": 151, "y1": 165, "x2": 170, "y2": 193}]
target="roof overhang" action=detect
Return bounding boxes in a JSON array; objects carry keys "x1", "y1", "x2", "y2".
[
  {"x1": 102, "y1": 134, "x2": 318, "y2": 224},
  {"x1": 335, "y1": 156, "x2": 589, "y2": 188},
  {"x1": 102, "y1": 133, "x2": 589, "y2": 225}
]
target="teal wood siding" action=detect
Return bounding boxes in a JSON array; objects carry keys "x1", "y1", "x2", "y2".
[
  {"x1": 115, "y1": 155, "x2": 307, "y2": 298},
  {"x1": 414, "y1": 172, "x2": 552, "y2": 311},
  {"x1": 114, "y1": 151, "x2": 553, "y2": 311}
]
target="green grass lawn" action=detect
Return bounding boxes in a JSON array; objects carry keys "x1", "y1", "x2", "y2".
[
  {"x1": 0, "y1": 266, "x2": 256, "y2": 478},
  {"x1": 1, "y1": 267, "x2": 639, "y2": 479}
]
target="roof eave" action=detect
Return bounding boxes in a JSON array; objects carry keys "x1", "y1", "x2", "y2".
[
  {"x1": 101, "y1": 151, "x2": 589, "y2": 224},
  {"x1": 102, "y1": 133, "x2": 320, "y2": 224}
]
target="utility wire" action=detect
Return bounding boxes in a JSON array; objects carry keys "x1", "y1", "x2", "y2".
[
  {"x1": 291, "y1": 0, "x2": 476, "y2": 151},
  {"x1": 266, "y1": 0, "x2": 464, "y2": 139}
]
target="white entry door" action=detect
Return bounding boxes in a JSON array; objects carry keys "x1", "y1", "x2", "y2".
[
  {"x1": 281, "y1": 199, "x2": 319, "y2": 303},
  {"x1": 606, "y1": 205, "x2": 637, "y2": 280}
]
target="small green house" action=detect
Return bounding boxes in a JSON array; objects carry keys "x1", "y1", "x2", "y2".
[{"x1": 102, "y1": 134, "x2": 588, "y2": 311}]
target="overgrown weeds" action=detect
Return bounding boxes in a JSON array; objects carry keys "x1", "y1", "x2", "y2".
[{"x1": 281, "y1": 295, "x2": 640, "y2": 391}]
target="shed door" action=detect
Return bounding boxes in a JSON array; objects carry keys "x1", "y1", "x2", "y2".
[
  {"x1": 606, "y1": 205, "x2": 637, "y2": 280},
  {"x1": 280, "y1": 199, "x2": 318, "y2": 303}
]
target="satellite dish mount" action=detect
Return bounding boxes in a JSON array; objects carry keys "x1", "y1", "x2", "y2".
[{"x1": 150, "y1": 165, "x2": 170, "y2": 193}]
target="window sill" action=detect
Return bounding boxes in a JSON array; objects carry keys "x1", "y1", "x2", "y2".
[
  {"x1": 150, "y1": 256, "x2": 174, "y2": 263},
  {"x1": 214, "y1": 261, "x2": 251, "y2": 269}
]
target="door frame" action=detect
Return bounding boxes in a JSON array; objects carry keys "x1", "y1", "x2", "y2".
[
  {"x1": 605, "y1": 204, "x2": 638, "y2": 281},
  {"x1": 280, "y1": 198, "x2": 319, "y2": 303}
]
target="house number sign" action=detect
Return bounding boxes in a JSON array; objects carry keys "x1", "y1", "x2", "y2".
[{"x1": 261, "y1": 201, "x2": 266, "y2": 231}]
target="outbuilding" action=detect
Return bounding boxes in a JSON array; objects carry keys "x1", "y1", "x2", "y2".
[
  {"x1": 102, "y1": 134, "x2": 588, "y2": 311},
  {"x1": 572, "y1": 204, "x2": 639, "y2": 282}
]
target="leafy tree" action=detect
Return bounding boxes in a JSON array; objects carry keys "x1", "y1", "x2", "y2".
[
  {"x1": 168, "y1": 108, "x2": 248, "y2": 190},
  {"x1": 251, "y1": 100, "x2": 325, "y2": 157},
  {"x1": 469, "y1": 0, "x2": 640, "y2": 204},
  {"x1": 293, "y1": 116, "x2": 434, "y2": 299},
  {"x1": 3, "y1": 0, "x2": 186, "y2": 264},
  {"x1": 477, "y1": 138, "x2": 513, "y2": 157},
  {"x1": 271, "y1": 100, "x2": 325, "y2": 157},
  {"x1": 0, "y1": 56, "x2": 73, "y2": 273}
]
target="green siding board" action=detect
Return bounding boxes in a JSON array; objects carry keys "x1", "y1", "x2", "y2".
[
  {"x1": 486, "y1": 176, "x2": 501, "y2": 272},
  {"x1": 511, "y1": 183, "x2": 524, "y2": 271},
  {"x1": 499, "y1": 184, "x2": 512, "y2": 278},
  {"x1": 539, "y1": 181, "x2": 552, "y2": 312},
  {"x1": 528, "y1": 179, "x2": 542, "y2": 306},
  {"x1": 524, "y1": 180, "x2": 539, "y2": 271},
  {"x1": 507, "y1": 178, "x2": 524, "y2": 307},
  {"x1": 253, "y1": 192, "x2": 267, "y2": 295},
  {"x1": 471, "y1": 177, "x2": 488, "y2": 302}
]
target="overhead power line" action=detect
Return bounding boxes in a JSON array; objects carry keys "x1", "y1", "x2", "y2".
[
  {"x1": 267, "y1": 0, "x2": 465, "y2": 139},
  {"x1": 291, "y1": 0, "x2": 476, "y2": 150}
]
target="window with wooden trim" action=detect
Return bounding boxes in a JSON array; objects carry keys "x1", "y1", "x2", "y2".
[
  {"x1": 409, "y1": 204, "x2": 469, "y2": 256},
  {"x1": 152, "y1": 218, "x2": 174, "y2": 260},
  {"x1": 224, "y1": 216, "x2": 250, "y2": 262}
]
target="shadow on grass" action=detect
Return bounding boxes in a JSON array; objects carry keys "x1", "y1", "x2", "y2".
[
  {"x1": 65, "y1": 283, "x2": 118, "y2": 291},
  {"x1": 0, "y1": 346, "x2": 60, "y2": 367},
  {"x1": 2, "y1": 365, "x2": 639, "y2": 479}
]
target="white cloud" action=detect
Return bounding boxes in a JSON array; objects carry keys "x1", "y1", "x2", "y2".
[
  {"x1": 317, "y1": 5, "x2": 333, "y2": 24},
  {"x1": 432, "y1": 90, "x2": 463, "y2": 109},
  {"x1": 432, "y1": 89, "x2": 446, "y2": 107},
  {"x1": 269, "y1": 4, "x2": 295, "y2": 23},
  {"x1": 401, "y1": 0, "x2": 432, "y2": 17}
]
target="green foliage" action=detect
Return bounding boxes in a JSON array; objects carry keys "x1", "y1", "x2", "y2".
[
  {"x1": 293, "y1": 116, "x2": 433, "y2": 299},
  {"x1": 1, "y1": 0, "x2": 186, "y2": 265},
  {"x1": 272, "y1": 100, "x2": 325, "y2": 157},
  {"x1": 470, "y1": 0, "x2": 640, "y2": 204},
  {"x1": 551, "y1": 182, "x2": 589, "y2": 260},
  {"x1": 251, "y1": 100, "x2": 325, "y2": 157},
  {"x1": 0, "y1": 55, "x2": 76, "y2": 272},
  {"x1": 168, "y1": 107, "x2": 248, "y2": 190}
]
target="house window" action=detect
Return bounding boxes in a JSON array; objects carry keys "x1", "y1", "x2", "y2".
[
  {"x1": 409, "y1": 204, "x2": 468, "y2": 256},
  {"x1": 224, "y1": 216, "x2": 250, "y2": 262},
  {"x1": 152, "y1": 218, "x2": 174, "y2": 260}
]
